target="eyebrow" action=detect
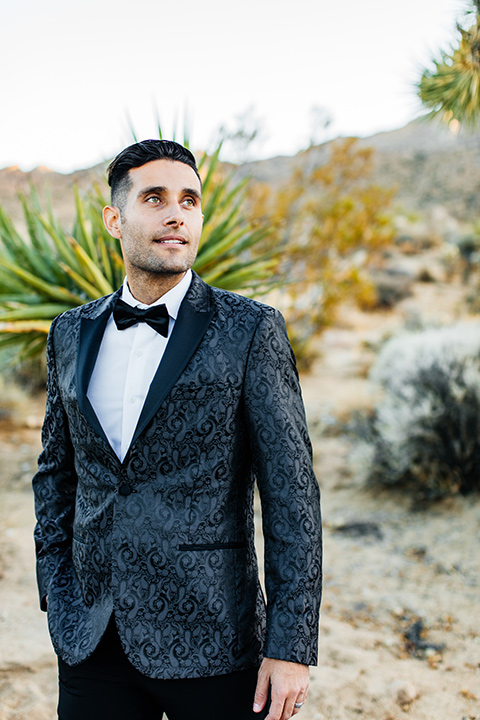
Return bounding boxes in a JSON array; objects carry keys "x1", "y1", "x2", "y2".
[{"x1": 138, "y1": 185, "x2": 202, "y2": 201}]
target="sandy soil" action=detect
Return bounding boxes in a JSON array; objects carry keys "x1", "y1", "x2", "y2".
[{"x1": 0, "y1": 254, "x2": 479, "y2": 719}]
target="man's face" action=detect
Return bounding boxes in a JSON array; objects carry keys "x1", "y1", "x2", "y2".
[{"x1": 107, "y1": 159, "x2": 203, "y2": 279}]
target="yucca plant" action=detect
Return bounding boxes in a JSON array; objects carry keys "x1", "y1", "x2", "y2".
[
  {"x1": 0, "y1": 136, "x2": 278, "y2": 366},
  {"x1": 418, "y1": 1, "x2": 480, "y2": 129},
  {"x1": 193, "y1": 144, "x2": 277, "y2": 290}
]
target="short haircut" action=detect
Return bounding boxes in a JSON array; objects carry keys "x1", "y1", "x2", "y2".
[{"x1": 107, "y1": 139, "x2": 202, "y2": 211}]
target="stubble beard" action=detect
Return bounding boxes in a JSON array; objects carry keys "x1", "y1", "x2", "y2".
[{"x1": 121, "y1": 224, "x2": 198, "y2": 279}]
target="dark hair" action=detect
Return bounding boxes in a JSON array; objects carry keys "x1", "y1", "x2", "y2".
[{"x1": 107, "y1": 139, "x2": 202, "y2": 211}]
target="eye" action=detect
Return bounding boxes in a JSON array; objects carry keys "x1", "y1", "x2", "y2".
[
  {"x1": 182, "y1": 197, "x2": 196, "y2": 207},
  {"x1": 146, "y1": 196, "x2": 162, "y2": 204}
]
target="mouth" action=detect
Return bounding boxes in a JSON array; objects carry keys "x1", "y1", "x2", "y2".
[{"x1": 154, "y1": 236, "x2": 186, "y2": 245}]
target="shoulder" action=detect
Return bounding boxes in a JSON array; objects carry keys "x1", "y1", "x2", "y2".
[
  {"x1": 189, "y1": 271, "x2": 281, "y2": 328},
  {"x1": 212, "y1": 285, "x2": 275, "y2": 313},
  {"x1": 208, "y1": 283, "x2": 279, "y2": 323},
  {"x1": 50, "y1": 291, "x2": 118, "y2": 334}
]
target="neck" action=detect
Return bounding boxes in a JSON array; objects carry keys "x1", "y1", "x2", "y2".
[{"x1": 126, "y1": 271, "x2": 187, "y2": 305}]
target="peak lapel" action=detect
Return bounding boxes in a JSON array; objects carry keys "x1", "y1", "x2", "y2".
[
  {"x1": 131, "y1": 274, "x2": 215, "y2": 446},
  {"x1": 76, "y1": 291, "x2": 121, "y2": 446}
]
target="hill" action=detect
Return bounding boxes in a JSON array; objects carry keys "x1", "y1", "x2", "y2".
[
  {"x1": 1, "y1": 118, "x2": 480, "y2": 226},
  {"x1": 236, "y1": 118, "x2": 480, "y2": 222}
]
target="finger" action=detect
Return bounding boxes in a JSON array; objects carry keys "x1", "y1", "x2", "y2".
[
  {"x1": 253, "y1": 667, "x2": 270, "y2": 713},
  {"x1": 266, "y1": 686, "x2": 301, "y2": 720},
  {"x1": 282, "y1": 695, "x2": 297, "y2": 720},
  {"x1": 264, "y1": 694, "x2": 286, "y2": 720},
  {"x1": 292, "y1": 688, "x2": 308, "y2": 715},
  {"x1": 293, "y1": 687, "x2": 308, "y2": 707}
]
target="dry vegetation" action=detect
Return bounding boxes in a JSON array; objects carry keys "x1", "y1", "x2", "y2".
[
  {"x1": 1, "y1": 120, "x2": 479, "y2": 718},
  {"x1": 0, "y1": 237, "x2": 479, "y2": 719}
]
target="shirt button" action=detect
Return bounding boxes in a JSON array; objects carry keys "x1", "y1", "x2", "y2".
[
  {"x1": 129, "y1": 396, "x2": 135, "y2": 404},
  {"x1": 136, "y1": 350, "x2": 143, "y2": 357},
  {"x1": 118, "y1": 483, "x2": 133, "y2": 496}
]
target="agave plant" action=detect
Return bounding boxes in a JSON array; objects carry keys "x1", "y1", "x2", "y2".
[
  {"x1": 0, "y1": 139, "x2": 277, "y2": 364},
  {"x1": 418, "y1": 2, "x2": 480, "y2": 129}
]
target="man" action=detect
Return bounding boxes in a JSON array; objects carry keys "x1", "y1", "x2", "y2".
[{"x1": 33, "y1": 139, "x2": 322, "y2": 720}]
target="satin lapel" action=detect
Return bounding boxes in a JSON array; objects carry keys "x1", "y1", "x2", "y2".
[
  {"x1": 76, "y1": 294, "x2": 119, "y2": 445},
  {"x1": 131, "y1": 281, "x2": 215, "y2": 446}
]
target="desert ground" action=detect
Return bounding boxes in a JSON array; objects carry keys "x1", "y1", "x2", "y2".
[{"x1": 0, "y1": 249, "x2": 479, "y2": 720}]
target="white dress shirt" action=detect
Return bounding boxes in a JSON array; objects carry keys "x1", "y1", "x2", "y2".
[{"x1": 87, "y1": 270, "x2": 192, "y2": 462}]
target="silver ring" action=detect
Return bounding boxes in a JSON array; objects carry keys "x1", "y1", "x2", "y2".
[{"x1": 294, "y1": 702, "x2": 304, "y2": 709}]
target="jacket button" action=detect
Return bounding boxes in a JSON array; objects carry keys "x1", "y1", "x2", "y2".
[{"x1": 118, "y1": 483, "x2": 133, "y2": 496}]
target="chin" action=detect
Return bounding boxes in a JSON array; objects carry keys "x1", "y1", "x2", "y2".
[{"x1": 150, "y1": 264, "x2": 191, "y2": 276}]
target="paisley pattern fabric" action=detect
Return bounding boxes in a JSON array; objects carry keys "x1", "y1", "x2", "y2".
[{"x1": 33, "y1": 272, "x2": 322, "y2": 679}]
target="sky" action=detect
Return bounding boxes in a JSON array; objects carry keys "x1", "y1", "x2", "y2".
[{"x1": 0, "y1": 0, "x2": 469, "y2": 173}]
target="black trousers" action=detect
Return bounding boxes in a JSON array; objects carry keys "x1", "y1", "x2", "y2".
[{"x1": 58, "y1": 619, "x2": 270, "y2": 720}]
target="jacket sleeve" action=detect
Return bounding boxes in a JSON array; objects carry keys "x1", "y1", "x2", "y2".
[
  {"x1": 243, "y1": 308, "x2": 322, "y2": 666},
  {"x1": 32, "y1": 316, "x2": 78, "y2": 610}
]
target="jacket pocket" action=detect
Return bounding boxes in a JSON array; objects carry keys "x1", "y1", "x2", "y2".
[{"x1": 178, "y1": 540, "x2": 247, "y2": 551}]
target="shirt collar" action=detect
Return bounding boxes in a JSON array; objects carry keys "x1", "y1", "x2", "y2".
[{"x1": 121, "y1": 270, "x2": 192, "y2": 321}]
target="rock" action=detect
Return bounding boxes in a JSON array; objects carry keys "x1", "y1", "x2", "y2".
[
  {"x1": 403, "y1": 619, "x2": 446, "y2": 657},
  {"x1": 25, "y1": 415, "x2": 43, "y2": 429},
  {"x1": 332, "y1": 521, "x2": 383, "y2": 540},
  {"x1": 389, "y1": 680, "x2": 419, "y2": 705}
]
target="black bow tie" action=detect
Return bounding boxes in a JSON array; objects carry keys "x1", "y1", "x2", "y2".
[{"x1": 113, "y1": 298, "x2": 170, "y2": 337}]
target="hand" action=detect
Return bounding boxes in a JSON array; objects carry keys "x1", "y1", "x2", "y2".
[{"x1": 253, "y1": 658, "x2": 309, "y2": 720}]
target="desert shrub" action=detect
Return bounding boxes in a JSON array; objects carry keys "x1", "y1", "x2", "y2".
[
  {"x1": 416, "y1": 268, "x2": 437, "y2": 283},
  {"x1": 366, "y1": 268, "x2": 413, "y2": 309},
  {"x1": 352, "y1": 323, "x2": 480, "y2": 501},
  {"x1": 0, "y1": 366, "x2": 35, "y2": 422},
  {"x1": 440, "y1": 241, "x2": 461, "y2": 280},
  {"x1": 455, "y1": 234, "x2": 480, "y2": 282},
  {"x1": 249, "y1": 138, "x2": 396, "y2": 368},
  {"x1": 394, "y1": 233, "x2": 441, "y2": 254}
]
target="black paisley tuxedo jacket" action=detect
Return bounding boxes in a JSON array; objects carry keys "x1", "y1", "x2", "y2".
[{"x1": 33, "y1": 272, "x2": 322, "y2": 679}]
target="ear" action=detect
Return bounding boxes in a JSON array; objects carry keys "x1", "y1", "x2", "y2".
[{"x1": 103, "y1": 206, "x2": 122, "y2": 239}]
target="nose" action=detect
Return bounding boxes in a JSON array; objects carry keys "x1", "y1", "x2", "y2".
[{"x1": 164, "y1": 202, "x2": 184, "y2": 226}]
